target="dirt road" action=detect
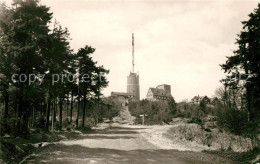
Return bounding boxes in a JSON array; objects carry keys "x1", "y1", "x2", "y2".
[{"x1": 22, "y1": 125, "x2": 229, "y2": 164}]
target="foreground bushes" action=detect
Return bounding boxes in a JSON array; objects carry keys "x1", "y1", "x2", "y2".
[
  {"x1": 166, "y1": 124, "x2": 258, "y2": 152},
  {"x1": 217, "y1": 107, "x2": 260, "y2": 137},
  {"x1": 175, "y1": 101, "x2": 259, "y2": 138}
]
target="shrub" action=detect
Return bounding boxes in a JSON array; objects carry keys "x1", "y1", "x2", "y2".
[
  {"x1": 217, "y1": 107, "x2": 249, "y2": 135},
  {"x1": 166, "y1": 124, "x2": 258, "y2": 152},
  {"x1": 175, "y1": 102, "x2": 218, "y2": 121},
  {"x1": 129, "y1": 99, "x2": 176, "y2": 125},
  {"x1": 188, "y1": 117, "x2": 203, "y2": 125}
]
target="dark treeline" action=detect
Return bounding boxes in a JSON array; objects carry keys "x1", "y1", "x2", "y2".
[{"x1": 0, "y1": 0, "x2": 109, "y2": 135}]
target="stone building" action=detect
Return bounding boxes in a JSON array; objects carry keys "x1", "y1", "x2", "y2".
[
  {"x1": 111, "y1": 92, "x2": 135, "y2": 100},
  {"x1": 110, "y1": 71, "x2": 140, "y2": 101},
  {"x1": 110, "y1": 92, "x2": 134, "y2": 106},
  {"x1": 146, "y1": 84, "x2": 172, "y2": 101}
]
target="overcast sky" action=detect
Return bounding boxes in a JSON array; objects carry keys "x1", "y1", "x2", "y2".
[{"x1": 4, "y1": 0, "x2": 259, "y2": 101}]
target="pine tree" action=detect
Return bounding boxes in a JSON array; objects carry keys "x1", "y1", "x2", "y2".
[
  {"x1": 76, "y1": 46, "x2": 109, "y2": 127},
  {"x1": 0, "y1": 0, "x2": 53, "y2": 133},
  {"x1": 0, "y1": 0, "x2": 109, "y2": 134},
  {"x1": 221, "y1": 3, "x2": 260, "y2": 121}
]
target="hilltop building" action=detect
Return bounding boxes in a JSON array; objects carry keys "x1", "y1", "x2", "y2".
[
  {"x1": 190, "y1": 95, "x2": 202, "y2": 104},
  {"x1": 190, "y1": 95, "x2": 211, "y2": 104},
  {"x1": 146, "y1": 84, "x2": 172, "y2": 101},
  {"x1": 110, "y1": 33, "x2": 140, "y2": 101},
  {"x1": 111, "y1": 92, "x2": 135, "y2": 100}
]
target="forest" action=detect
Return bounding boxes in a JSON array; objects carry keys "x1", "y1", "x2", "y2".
[{"x1": 0, "y1": 0, "x2": 110, "y2": 135}]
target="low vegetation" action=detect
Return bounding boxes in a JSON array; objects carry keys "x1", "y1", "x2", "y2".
[
  {"x1": 1, "y1": 130, "x2": 72, "y2": 163},
  {"x1": 166, "y1": 123, "x2": 258, "y2": 152},
  {"x1": 129, "y1": 98, "x2": 176, "y2": 125}
]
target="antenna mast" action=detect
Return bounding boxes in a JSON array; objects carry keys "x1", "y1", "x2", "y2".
[{"x1": 132, "y1": 33, "x2": 134, "y2": 73}]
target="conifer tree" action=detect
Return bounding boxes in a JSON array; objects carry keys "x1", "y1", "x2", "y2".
[{"x1": 221, "y1": 4, "x2": 260, "y2": 121}]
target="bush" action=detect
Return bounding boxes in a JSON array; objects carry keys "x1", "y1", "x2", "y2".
[
  {"x1": 175, "y1": 102, "x2": 218, "y2": 121},
  {"x1": 129, "y1": 99, "x2": 176, "y2": 125},
  {"x1": 166, "y1": 124, "x2": 258, "y2": 152},
  {"x1": 76, "y1": 126, "x2": 92, "y2": 132},
  {"x1": 188, "y1": 117, "x2": 203, "y2": 125},
  {"x1": 217, "y1": 108, "x2": 249, "y2": 135},
  {"x1": 87, "y1": 97, "x2": 121, "y2": 122}
]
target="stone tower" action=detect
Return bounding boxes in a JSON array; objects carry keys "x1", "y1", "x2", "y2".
[
  {"x1": 127, "y1": 72, "x2": 140, "y2": 101},
  {"x1": 127, "y1": 33, "x2": 140, "y2": 101}
]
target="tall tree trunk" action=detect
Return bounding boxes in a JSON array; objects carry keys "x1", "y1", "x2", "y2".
[
  {"x1": 54, "y1": 98, "x2": 57, "y2": 122},
  {"x1": 17, "y1": 88, "x2": 23, "y2": 133},
  {"x1": 46, "y1": 99, "x2": 51, "y2": 131},
  {"x1": 76, "y1": 86, "x2": 81, "y2": 128},
  {"x1": 70, "y1": 92, "x2": 73, "y2": 122},
  {"x1": 32, "y1": 106, "x2": 35, "y2": 128},
  {"x1": 246, "y1": 83, "x2": 252, "y2": 121},
  {"x1": 4, "y1": 90, "x2": 9, "y2": 133},
  {"x1": 66, "y1": 97, "x2": 69, "y2": 119},
  {"x1": 224, "y1": 84, "x2": 227, "y2": 107},
  {"x1": 22, "y1": 101, "x2": 29, "y2": 133},
  {"x1": 13, "y1": 97, "x2": 18, "y2": 131},
  {"x1": 59, "y1": 97, "x2": 63, "y2": 130},
  {"x1": 27, "y1": 105, "x2": 32, "y2": 128},
  {"x1": 51, "y1": 98, "x2": 55, "y2": 130},
  {"x1": 76, "y1": 100, "x2": 80, "y2": 128},
  {"x1": 244, "y1": 61, "x2": 252, "y2": 121},
  {"x1": 82, "y1": 93, "x2": 86, "y2": 128},
  {"x1": 41, "y1": 102, "x2": 44, "y2": 117}
]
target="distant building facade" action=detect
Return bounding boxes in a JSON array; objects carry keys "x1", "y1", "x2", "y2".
[
  {"x1": 110, "y1": 92, "x2": 134, "y2": 106},
  {"x1": 201, "y1": 96, "x2": 211, "y2": 104},
  {"x1": 190, "y1": 95, "x2": 211, "y2": 104},
  {"x1": 111, "y1": 92, "x2": 135, "y2": 100},
  {"x1": 146, "y1": 84, "x2": 172, "y2": 101},
  {"x1": 190, "y1": 95, "x2": 202, "y2": 104}
]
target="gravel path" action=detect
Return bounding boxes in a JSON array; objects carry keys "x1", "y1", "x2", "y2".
[{"x1": 23, "y1": 124, "x2": 230, "y2": 164}]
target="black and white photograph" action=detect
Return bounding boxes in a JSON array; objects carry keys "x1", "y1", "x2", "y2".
[{"x1": 0, "y1": 0, "x2": 259, "y2": 163}]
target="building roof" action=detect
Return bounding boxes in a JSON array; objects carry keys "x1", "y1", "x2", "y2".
[
  {"x1": 111, "y1": 92, "x2": 134, "y2": 96},
  {"x1": 149, "y1": 88, "x2": 171, "y2": 97},
  {"x1": 191, "y1": 95, "x2": 202, "y2": 101},
  {"x1": 156, "y1": 84, "x2": 170, "y2": 87}
]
